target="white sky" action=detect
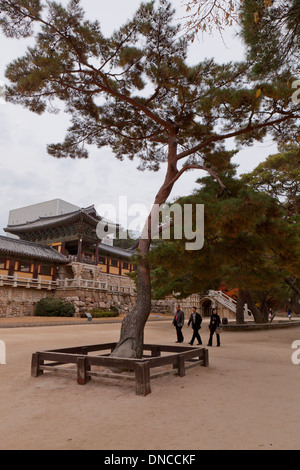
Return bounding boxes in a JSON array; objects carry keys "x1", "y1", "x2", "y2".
[{"x1": 0, "y1": 0, "x2": 277, "y2": 235}]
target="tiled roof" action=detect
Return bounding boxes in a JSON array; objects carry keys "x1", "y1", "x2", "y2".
[
  {"x1": 4, "y1": 206, "x2": 102, "y2": 234},
  {"x1": 0, "y1": 236, "x2": 67, "y2": 263},
  {"x1": 99, "y1": 243, "x2": 135, "y2": 260}
]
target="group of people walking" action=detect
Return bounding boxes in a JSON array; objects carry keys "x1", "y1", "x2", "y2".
[{"x1": 172, "y1": 304, "x2": 221, "y2": 347}]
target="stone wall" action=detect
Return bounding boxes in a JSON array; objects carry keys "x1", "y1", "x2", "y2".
[
  {"x1": 54, "y1": 288, "x2": 136, "y2": 316},
  {"x1": 0, "y1": 284, "x2": 202, "y2": 318},
  {"x1": 0, "y1": 262, "x2": 203, "y2": 318},
  {"x1": 0, "y1": 287, "x2": 52, "y2": 317},
  {"x1": 0, "y1": 283, "x2": 137, "y2": 318},
  {"x1": 55, "y1": 262, "x2": 138, "y2": 316},
  {"x1": 151, "y1": 294, "x2": 201, "y2": 316}
]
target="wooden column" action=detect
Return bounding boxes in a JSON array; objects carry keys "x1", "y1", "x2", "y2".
[
  {"x1": 33, "y1": 264, "x2": 39, "y2": 280},
  {"x1": 8, "y1": 259, "x2": 14, "y2": 277},
  {"x1": 77, "y1": 238, "x2": 83, "y2": 262},
  {"x1": 95, "y1": 242, "x2": 99, "y2": 265}
]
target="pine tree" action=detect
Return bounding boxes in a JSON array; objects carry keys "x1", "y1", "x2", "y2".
[
  {"x1": 184, "y1": 0, "x2": 300, "y2": 77},
  {"x1": 149, "y1": 171, "x2": 300, "y2": 323},
  {"x1": 242, "y1": 144, "x2": 300, "y2": 314},
  {"x1": 242, "y1": 144, "x2": 300, "y2": 217},
  {"x1": 1, "y1": 0, "x2": 300, "y2": 353},
  {"x1": 240, "y1": 0, "x2": 300, "y2": 77}
]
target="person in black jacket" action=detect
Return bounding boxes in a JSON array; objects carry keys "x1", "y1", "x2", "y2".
[
  {"x1": 187, "y1": 306, "x2": 202, "y2": 345},
  {"x1": 208, "y1": 308, "x2": 221, "y2": 346}
]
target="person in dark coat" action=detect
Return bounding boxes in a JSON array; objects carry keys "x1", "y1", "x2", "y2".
[
  {"x1": 187, "y1": 306, "x2": 202, "y2": 345},
  {"x1": 173, "y1": 304, "x2": 184, "y2": 343},
  {"x1": 207, "y1": 308, "x2": 221, "y2": 346}
]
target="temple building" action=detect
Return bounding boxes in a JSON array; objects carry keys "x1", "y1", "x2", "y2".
[
  {"x1": 0, "y1": 235, "x2": 67, "y2": 282},
  {"x1": 0, "y1": 200, "x2": 137, "y2": 317},
  {"x1": 0, "y1": 199, "x2": 238, "y2": 319},
  {"x1": 4, "y1": 201, "x2": 135, "y2": 276}
]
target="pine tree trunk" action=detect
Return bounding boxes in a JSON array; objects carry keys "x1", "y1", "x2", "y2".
[
  {"x1": 244, "y1": 289, "x2": 267, "y2": 323},
  {"x1": 111, "y1": 240, "x2": 152, "y2": 359},
  {"x1": 236, "y1": 289, "x2": 246, "y2": 324},
  {"x1": 236, "y1": 289, "x2": 268, "y2": 324},
  {"x1": 112, "y1": 135, "x2": 179, "y2": 359}
]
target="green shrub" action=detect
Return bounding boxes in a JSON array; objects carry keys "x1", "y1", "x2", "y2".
[
  {"x1": 81, "y1": 307, "x2": 119, "y2": 318},
  {"x1": 91, "y1": 311, "x2": 116, "y2": 318},
  {"x1": 109, "y1": 305, "x2": 119, "y2": 314},
  {"x1": 60, "y1": 302, "x2": 76, "y2": 317},
  {"x1": 35, "y1": 298, "x2": 75, "y2": 317}
]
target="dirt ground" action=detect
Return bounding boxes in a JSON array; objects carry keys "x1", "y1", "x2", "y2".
[{"x1": 0, "y1": 317, "x2": 299, "y2": 450}]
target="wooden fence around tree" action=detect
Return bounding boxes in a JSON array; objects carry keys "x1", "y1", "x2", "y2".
[{"x1": 31, "y1": 343, "x2": 209, "y2": 396}]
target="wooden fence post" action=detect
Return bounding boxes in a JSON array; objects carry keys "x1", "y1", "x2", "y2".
[
  {"x1": 177, "y1": 354, "x2": 185, "y2": 377},
  {"x1": 31, "y1": 353, "x2": 44, "y2": 377},
  {"x1": 135, "y1": 361, "x2": 151, "y2": 396},
  {"x1": 77, "y1": 356, "x2": 91, "y2": 385},
  {"x1": 203, "y1": 348, "x2": 209, "y2": 367}
]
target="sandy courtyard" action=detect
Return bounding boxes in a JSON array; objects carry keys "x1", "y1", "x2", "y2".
[{"x1": 0, "y1": 318, "x2": 299, "y2": 450}]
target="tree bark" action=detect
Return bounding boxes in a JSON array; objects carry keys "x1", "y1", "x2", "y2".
[
  {"x1": 111, "y1": 135, "x2": 179, "y2": 359},
  {"x1": 111, "y1": 240, "x2": 152, "y2": 360},
  {"x1": 236, "y1": 289, "x2": 269, "y2": 324},
  {"x1": 284, "y1": 277, "x2": 300, "y2": 297},
  {"x1": 244, "y1": 289, "x2": 268, "y2": 323},
  {"x1": 256, "y1": 290, "x2": 271, "y2": 319},
  {"x1": 236, "y1": 289, "x2": 246, "y2": 324},
  {"x1": 111, "y1": 129, "x2": 229, "y2": 359}
]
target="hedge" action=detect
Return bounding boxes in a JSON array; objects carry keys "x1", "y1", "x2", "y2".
[
  {"x1": 35, "y1": 298, "x2": 75, "y2": 317},
  {"x1": 80, "y1": 307, "x2": 119, "y2": 318}
]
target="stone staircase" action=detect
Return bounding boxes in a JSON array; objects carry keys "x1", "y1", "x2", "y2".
[{"x1": 208, "y1": 290, "x2": 253, "y2": 318}]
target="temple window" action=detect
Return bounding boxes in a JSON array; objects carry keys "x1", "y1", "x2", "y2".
[
  {"x1": 39, "y1": 265, "x2": 52, "y2": 276},
  {"x1": 18, "y1": 262, "x2": 31, "y2": 273}
]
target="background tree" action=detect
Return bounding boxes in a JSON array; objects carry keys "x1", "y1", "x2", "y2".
[
  {"x1": 184, "y1": 0, "x2": 240, "y2": 38},
  {"x1": 184, "y1": 0, "x2": 300, "y2": 76},
  {"x1": 240, "y1": 0, "x2": 300, "y2": 77},
  {"x1": 1, "y1": 0, "x2": 300, "y2": 356},
  {"x1": 149, "y1": 170, "x2": 300, "y2": 323},
  {"x1": 242, "y1": 144, "x2": 300, "y2": 217},
  {"x1": 242, "y1": 144, "x2": 300, "y2": 314}
]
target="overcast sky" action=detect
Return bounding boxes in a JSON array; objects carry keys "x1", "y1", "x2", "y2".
[{"x1": 0, "y1": 0, "x2": 277, "y2": 235}]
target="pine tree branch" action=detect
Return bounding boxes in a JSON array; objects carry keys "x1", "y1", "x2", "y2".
[
  {"x1": 163, "y1": 163, "x2": 227, "y2": 191},
  {"x1": 2, "y1": 0, "x2": 175, "y2": 132},
  {"x1": 175, "y1": 114, "x2": 299, "y2": 162}
]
